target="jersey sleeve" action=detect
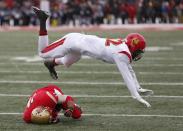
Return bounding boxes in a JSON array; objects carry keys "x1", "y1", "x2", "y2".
[
  {"x1": 61, "y1": 96, "x2": 74, "y2": 110},
  {"x1": 127, "y1": 64, "x2": 141, "y2": 91},
  {"x1": 113, "y1": 53, "x2": 142, "y2": 100}
]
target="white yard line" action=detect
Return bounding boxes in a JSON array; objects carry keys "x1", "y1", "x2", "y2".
[
  {"x1": 83, "y1": 114, "x2": 183, "y2": 118},
  {"x1": 0, "y1": 94, "x2": 29, "y2": 97},
  {"x1": 1, "y1": 62, "x2": 183, "y2": 67},
  {"x1": 143, "y1": 57, "x2": 183, "y2": 60},
  {"x1": 0, "y1": 80, "x2": 183, "y2": 86},
  {"x1": 0, "y1": 93, "x2": 183, "y2": 98},
  {"x1": 0, "y1": 56, "x2": 178, "y2": 60},
  {"x1": 0, "y1": 112, "x2": 183, "y2": 118},
  {"x1": 72, "y1": 95, "x2": 183, "y2": 98},
  {"x1": 8, "y1": 55, "x2": 183, "y2": 61},
  {"x1": 0, "y1": 70, "x2": 183, "y2": 75},
  {"x1": 138, "y1": 72, "x2": 183, "y2": 75}
]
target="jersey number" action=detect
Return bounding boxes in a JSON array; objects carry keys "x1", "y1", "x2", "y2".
[
  {"x1": 26, "y1": 93, "x2": 36, "y2": 108},
  {"x1": 105, "y1": 38, "x2": 123, "y2": 46}
]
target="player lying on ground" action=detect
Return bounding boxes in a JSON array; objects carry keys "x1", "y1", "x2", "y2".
[
  {"x1": 32, "y1": 7, "x2": 153, "y2": 108},
  {"x1": 23, "y1": 85, "x2": 82, "y2": 124}
]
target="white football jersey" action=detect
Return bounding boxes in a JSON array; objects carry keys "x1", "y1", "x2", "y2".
[{"x1": 63, "y1": 33, "x2": 131, "y2": 64}]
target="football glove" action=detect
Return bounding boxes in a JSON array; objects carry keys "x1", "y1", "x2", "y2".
[
  {"x1": 137, "y1": 98, "x2": 151, "y2": 108},
  {"x1": 64, "y1": 109, "x2": 73, "y2": 117},
  {"x1": 138, "y1": 88, "x2": 154, "y2": 96}
]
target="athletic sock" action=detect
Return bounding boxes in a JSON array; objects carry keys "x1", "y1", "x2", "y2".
[{"x1": 39, "y1": 20, "x2": 47, "y2": 36}]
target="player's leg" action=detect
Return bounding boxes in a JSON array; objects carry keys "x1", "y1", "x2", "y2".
[
  {"x1": 55, "y1": 52, "x2": 81, "y2": 68},
  {"x1": 32, "y1": 6, "x2": 50, "y2": 54},
  {"x1": 33, "y1": 7, "x2": 60, "y2": 80},
  {"x1": 33, "y1": 7, "x2": 69, "y2": 59},
  {"x1": 44, "y1": 53, "x2": 81, "y2": 79},
  {"x1": 38, "y1": 36, "x2": 69, "y2": 80}
]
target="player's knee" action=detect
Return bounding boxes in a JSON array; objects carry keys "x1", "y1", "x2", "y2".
[
  {"x1": 39, "y1": 52, "x2": 51, "y2": 59},
  {"x1": 63, "y1": 62, "x2": 72, "y2": 68}
]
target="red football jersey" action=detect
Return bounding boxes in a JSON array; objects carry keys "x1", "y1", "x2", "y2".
[{"x1": 23, "y1": 85, "x2": 64, "y2": 123}]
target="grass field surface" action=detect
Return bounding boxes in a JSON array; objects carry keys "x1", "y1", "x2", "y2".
[{"x1": 0, "y1": 29, "x2": 183, "y2": 131}]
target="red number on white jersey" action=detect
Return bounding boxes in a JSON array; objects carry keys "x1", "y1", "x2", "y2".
[{"x1": 105, "y1": 38, "x2": 123, "y2": 46}]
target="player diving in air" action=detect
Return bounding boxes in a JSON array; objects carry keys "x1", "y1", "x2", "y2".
[{"x1": 32, "y1": 7, "x2": 153, "y2": 108}]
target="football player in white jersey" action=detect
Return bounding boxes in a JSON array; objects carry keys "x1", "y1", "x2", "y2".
[{"x1": 32, "y1": 7, "x2": 153, "y2": 108}]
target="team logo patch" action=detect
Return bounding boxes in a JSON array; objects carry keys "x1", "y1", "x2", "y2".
[{"x1": 132, "y1": 38, "x2": 140, "y2": 45}]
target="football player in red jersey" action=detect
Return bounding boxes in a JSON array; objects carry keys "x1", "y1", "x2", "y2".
[
  {"x1": 23, "y1": 85, "x2": 82, "y2": 124},
  {"x1": 32, "y1": 7, "x2": 153, "y2": 108}
]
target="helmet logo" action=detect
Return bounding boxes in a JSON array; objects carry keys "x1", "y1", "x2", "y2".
[{"x1": 132, "y1": 38, "x2": 140, "y2": 45}]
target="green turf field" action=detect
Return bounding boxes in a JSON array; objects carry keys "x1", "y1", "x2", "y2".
[{"x1": 0, "y1": 30, "x2": 183, "y2": 131}]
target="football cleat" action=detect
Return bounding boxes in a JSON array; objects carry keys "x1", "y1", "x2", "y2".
[
  {"x1": 44, "y1": 59, "x2": 58, "y2": 80},
  {"x1": 32, "y1": 6, "x2": 50, "y2": 21}
]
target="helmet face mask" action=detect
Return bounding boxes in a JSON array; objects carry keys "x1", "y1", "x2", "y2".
[
  {"x1": 31, "y1": 106, "x2": 52, "y2": 124},
  {"x1": 132, "y1": 49, "x2": 144, "y2": 61}
]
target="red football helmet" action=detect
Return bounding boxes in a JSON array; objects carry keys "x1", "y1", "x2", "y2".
[{"x1": 125, "y1": 33, "x2": 146, "y2": 61}]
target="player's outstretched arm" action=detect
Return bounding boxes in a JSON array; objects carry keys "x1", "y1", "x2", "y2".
[
  {"x1": 128, "y1": 64, "x2": 154, "y2": 96},
  {"x1": 113, "y1": 54, "x2": 151, "y2": 108}
]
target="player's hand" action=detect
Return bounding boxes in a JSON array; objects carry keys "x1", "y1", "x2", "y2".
[
  {"x1": 138, "y1": 88, "x2": 154, "y2": 96},
  {"x1": 64, "y1": 109, "x2": 73, "y2": 117},
  {"x1": 137, "y1": 98, "x2": 151, "y2": 108}
]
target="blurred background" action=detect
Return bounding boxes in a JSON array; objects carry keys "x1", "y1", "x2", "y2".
[{"x1": 0, "y1": 0, "x2": 183, "y2": 27}]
